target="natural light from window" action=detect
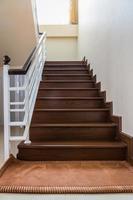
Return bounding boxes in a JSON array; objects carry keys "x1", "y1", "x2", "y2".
[{"x1": 36, "y1": 0, "x2": 70, "y2": 25}]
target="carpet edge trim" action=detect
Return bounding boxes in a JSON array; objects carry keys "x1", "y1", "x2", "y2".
[{"x1": 0, "y1": 186, "x2": 133, "y2": 194}]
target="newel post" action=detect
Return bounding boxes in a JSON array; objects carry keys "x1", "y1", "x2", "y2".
[
  {"x1": 3, "y1": 55, "x2": 11, "y2": 65},
  {"x1": 3, "y1": 55, "x2": 11, "y2": 161}
]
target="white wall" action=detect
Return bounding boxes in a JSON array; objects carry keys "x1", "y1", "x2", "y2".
[{"x1": 78, "y1": 0, "x2": 133, "y2": 136}]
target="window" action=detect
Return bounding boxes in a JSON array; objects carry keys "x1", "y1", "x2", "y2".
[
  {"x1": 36, "y1": 0, "x2": 78, "y2": 25},
  {"x1": 36, "y1": 0, "x2": 70, "y2": 25}
]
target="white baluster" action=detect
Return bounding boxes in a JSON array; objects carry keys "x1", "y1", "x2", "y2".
[
  {"x1": 3, "y1": 63, "x2": 10, "y2": 160},
  {"x1": 24, "y1": 72, "x2": 31, "y2": 144}
]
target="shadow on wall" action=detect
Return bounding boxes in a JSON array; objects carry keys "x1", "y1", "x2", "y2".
[{"x1": 0, "y1": 69, "x2": 3, "y2": 125}]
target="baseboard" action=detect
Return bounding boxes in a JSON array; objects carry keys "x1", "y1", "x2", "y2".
[{"x1": 121, "y1": 132, "x2": 133, "y2": 164}]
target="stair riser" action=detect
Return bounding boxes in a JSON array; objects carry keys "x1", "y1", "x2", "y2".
[
  {"x1": 43, "y1": 75, "x2": 92, "y2": 80},
  {"x1": 40, "y1": 82, "x2": 95, "y2": 88},
  {"x1": 30, "y1": 126, "x2": 117, "y2": 142},
  {"x1": 32, "y1": 111, "x2": 110, "y2": 123},
  {"x1": 44, "y1": 70, "x2": 89, "y2": 74},
  {"x1": 38, "y1": 89, "x2": 99, "y2": 97},
  {"x1": 44, "y1": 67, "x2": 87, "y2": 70},
  {"x1": 35, "y1": 99, "x2": 104, "y2": 109},
  {"x1": 44, "y1": 63, "x2": 87, "y2": 69},
  {"x1": 44, "y1": 66, "x2": 89, "y2": 71},
  {"x1": 17, "y1": 147, "x2": 126, "y2": 161},
  {"x1": 45, "y1": 61, "x2": 83, "y2": 65}
]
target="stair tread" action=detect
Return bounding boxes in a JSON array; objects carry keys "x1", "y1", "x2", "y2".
[
  {"x1": 45, "y1": 61, "x2": 82, "y2": 63},
  {"x1": 36, "y1": 97, "x2": 104, "y2": 100},
  {"x1": 34, "y1": 108, "x2": 109, "y2": 111},
  {"x1": 44, "y1": 68, "x2": 88, "y2": 71},
  {"x1": 31, "y1": 123, "x2": 117, "y2": 127},
  {"x1": 43, "y1": 74, "x2": 90, "y2": 76},
  {"x1": 19, "y1": 141, "x2": 127, "y2": 148},
  {"x1": 41, "y1": 80, "x2": 94, "y2": 83},
  {"x1": 45, "y1": 64, "x2": 86, "y2": 66},
  {"x1": 39, "y1": 88, "x2": 99, "y2": 90}
]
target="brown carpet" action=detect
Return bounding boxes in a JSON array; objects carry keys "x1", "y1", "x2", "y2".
[{"x1": 1, "y1": 155, "x2": 133, "y2": 194}]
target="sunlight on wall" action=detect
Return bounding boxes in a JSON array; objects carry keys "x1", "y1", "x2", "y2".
[{"x1": 36, "y1": 0, "x2": 70, "y2": 25}]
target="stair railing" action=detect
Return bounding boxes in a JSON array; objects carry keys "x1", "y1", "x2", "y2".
[{"x1": 3, "y1": 33, "x2": 47, "y2": 161}]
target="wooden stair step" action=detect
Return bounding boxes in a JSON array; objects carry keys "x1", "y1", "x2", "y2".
[
  {"x1": 41, "y1": 80, "x2": 95, "y2": 82},
  {"x1": 32, "y1": 108, "x2": 111, "y2": 123},
  {"x1": 33, "y1": 108, "x2": 109, "y2": 111},
  {"x1": 30, "y1": 123, "x2": 118, "y2": 142},
  {"x1": 36, "y1": 97, "x2": 103, "y2": 99},
  {"x1": 31, "y1": 123, "x2": 118, "y2": 128},
  {"x1": 17, "y1": 59, "x2": 127, "y2": 162},
  {"x1": 17, "y1": 141, "x2": 127, "y2": 161},
  {"x1": 38, "y1": 88, "x2": 100, "y2": 97},
  {"x1": 44, "y1": 69, "x2": 89, "y2": 74},
  {"x1": 40, "y1": 80, "x2": 95, "y2": 88},
  {"x1": 45, "y1": 64, "x2": 87, "y2": 67},
  {"x1": 43, "y1": 74, "x2": 91, "y2": 76},
  {"x1": 44, "y1": 68, "x2": 88, "y2": 70},
  {"x1": 43, "y1": 74, "x2": 92, "y2": 80},
  {"x1": 35, "y1": 97, "x2": 105, "y2": 109},
  {"x1": 44, "y1": 66, "x2": 87, "y2": 70},
  {"x1": 45, "y1": 61, "x2": 83, "y2": 64}
]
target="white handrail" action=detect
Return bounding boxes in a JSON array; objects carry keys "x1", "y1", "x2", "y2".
[{"x1": 3, "y1": 33, "x2": 47, "y2": 160}]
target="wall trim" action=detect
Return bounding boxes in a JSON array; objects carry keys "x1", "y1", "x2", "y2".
[
  {"x1": 121, "y1": 132, "x2": 133, "y2": 164},
  {"x1": 40, "y1": 25, "x2": 78, "y2": 38}
]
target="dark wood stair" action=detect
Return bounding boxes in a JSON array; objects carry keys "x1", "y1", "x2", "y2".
[
  {"x1": 30, "y1": 123, "x2": 118, "y2": 142},
  {"x1": 17, "y1": 60, "x2": 127, "y2": 161},
  {"x1": 38, "y1": 88, "x2": 100, "y2": 97},
  {"x1": 40, "y1": 80, "x2": 95, "y2": 88},
  {"x1": 43, "y1": 74, "x2": 92, "y2": 80},
  {"x1": 18, "y1": 141, "x2": 127, "y2": 161},
  {"x1": 35, "y1": 97, "x2": 105, "y2": 109},
  {"x1": 32, "y1": 108, "x2": 111, "y2": 123},
  {"x1": 44, "y1": 69, "x2": 89, "y2": 74}
]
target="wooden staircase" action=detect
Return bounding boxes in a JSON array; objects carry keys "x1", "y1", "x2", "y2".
[{"x1": 17, "y1": 60, "x2": 127, "y2": 161}]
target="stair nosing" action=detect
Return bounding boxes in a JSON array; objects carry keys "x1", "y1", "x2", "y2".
[
  {"x1": 45, "y1": 64, "x2": 86, "y2": 66},
  {"x1": 41, "y1": 80, "x2": 95, "y2": 83},
  {"x1": 43, "y1": 74, "x2": 91, "y2": 76},
  {"x1": 18, "y1": 141, "x2": 127, "y2": 149},
  {"x1": 31, "y1": 123, "x2": 117, "y2": 128},
  {"x1": 36, "y1": 97, "x2": 104, "y2": 100},
  {"x1": 34, "y1": 108, "x2": 110, "y2": 112},
  {"x1": 43, "y1": 67, "x2": 89, "y2": 72},
  {"x1": 39, "y1": 88, "x2": 99, "y2": 90}
]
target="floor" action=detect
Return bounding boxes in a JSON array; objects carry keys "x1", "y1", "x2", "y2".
[
  {"x1": 0, "y1": 194, "x2": 133, "y2": 200},
  {"x1": 0, "y1": 126, "x2": 133, "y2": 200}
]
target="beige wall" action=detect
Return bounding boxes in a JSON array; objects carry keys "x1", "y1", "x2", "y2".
[
  {"x1": 0, "y1": 0, "x2": 37, "y2": 67},
  {"x1": 46, "y1": 37, "x2": 78, "y2": 61},
  {"x1": 0, "y1": 0, "x2": 37, "y2": 124},
  {"x1": 0, "y1": 69, "x2": 3, "y2": 125},
  {"x1": 78, "y1": 0, "x2": 133, "y2": 136},
  {"x1": 40, "y1": 25, "x2": 78, "y2": 61}
]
